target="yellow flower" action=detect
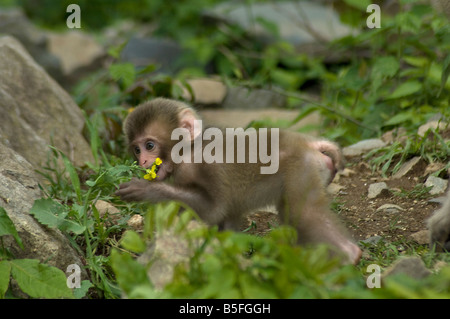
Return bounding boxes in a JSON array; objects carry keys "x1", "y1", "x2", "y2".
[
  {"x1": 144, "y1": 170, "x2": 157, "y2": 180},
  {"x1": 143, "y1": 158, "x2": 162, "y2": 181}
]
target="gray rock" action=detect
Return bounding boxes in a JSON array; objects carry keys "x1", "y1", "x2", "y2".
[
  {"x1": 417, "y1": 120, "x2": 449, "y2": 137},
  {"x1": 425, "y1": 176, "x2": 448, "y2": 195},
  {"x1": 360, "y1": 235, "x2": 383, "y2": 245},
  {"x1": 222, "y1": 86, "x2": 286, "y2": 109},
  {"x1": 181, "y1": 78, "x2": 227, "y2": 105},
  {"x1": 376, "y1": 204, "x2": 404, "y2": 214},
  {"x1": 121, "y1": 37, "x2": 185, "y2": 74},
  {"x1": 0, "y1": 141, "x2": 87, "y2": 277},
  {"x1": 392, "y1": 156, "x2": 422, "y2": 179},
  {"x1": 47, "y1": 31, "x2": 105, "y2": 84},
  {"x1": 343, "y1": 139, "x2": 387, "y2": 157},
  {"x1": 206, "y1": 1, "x2": 355, "y2": 45},
  {"x1": 383, "y1": 257, "x2": 431, "y2": 280},
  {"x1": 368, "y1": 182, "x2": 390, "y2": 199},
  {"x1": 0, "y1": 36, "x2": 94, "y2": 173},
  {"x1": 0, "y1": 9, "x2": 63, "y2": 82},
  {"x1": 409, "y1": 230, "x2": 429, "y2": 245}
]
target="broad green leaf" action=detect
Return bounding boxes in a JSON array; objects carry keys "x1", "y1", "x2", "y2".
[
  {"x1": 73, "y1": 280, "x2": 93, "y2": 299},
  {"x1": 403, "y1": 56, "x2": 428, "y2": 68},
  {"x1": 10, "y1": 259, "x2": 73, "y2": 298},
  {"x1": 120, "y1": 230, "x2": 146, "y2": 254},
  {"x1": 383, "y1": 112, "x2": 414, "y2": 126},
  {"x1": 386, "y1": 81, "x2": 422, "y2": 99},
  {"x1": 0, "y1": 206, "x2": 24, "y2": 249},
  {"x1": 29, "y1": 198, "x2": 85, "y2": 235},
  {"x1": 110, "y1": 250, "x2": 152, "y2": 296},
  {"x1": 372, "y1": 56, "x2": 400, "y2": 79},
  {"x1": 371, "y1": 56, "x2": 400, "y2": 93},
  {"x1": 0, "y1": 261, "x2": 11, "y2": 298},
  {"x1": 109, "y1": 63, "x2": 136, "y2": 89}
]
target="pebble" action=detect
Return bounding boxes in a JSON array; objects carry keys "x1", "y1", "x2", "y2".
[
  {"x1": 376, "y1": 204, "x2": 404, "y2": 214},
  {"x1": 424, "y1": 176, "x2": 448, "y2": 195},
  {"x1": 368, "y1": 182, "x2": 390, "y2": 199}
]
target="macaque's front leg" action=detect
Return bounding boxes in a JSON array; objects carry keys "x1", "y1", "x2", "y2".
[{"x1": 115, "y1": 178, "x2": 212, "y2": 214}]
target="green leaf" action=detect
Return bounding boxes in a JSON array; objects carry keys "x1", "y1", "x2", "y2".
[
  {"x1": 0, "y1": 261, "x2": 11, "y2": 298},
  {"x1": 439, "y1": 53, "x2": 450, "y2": 96},
  {"x1": 49, "y1": 146, "x2": 82, "y2": 203},
  {"x1": 383, "y1": 112, "x2": 414, "y2": 126},
  {"x1": 386, "y1": 81, "x2": 422, "y2": 99},
  {"x1": 73, "y1": 280, "x2": 93, "y2": 299},
  {"x1": 29, "y1": 198, "x2": 85, "y2": 235},
  {"x1": 403, "y1": 56, "x2": 428, "y2": 68},
  {"x1": 107, "y1": 41, "x2": 128, "y2": 59},
  {"x1": 342, "y1": 0, "x2": 371, "y2": 10},
  {"x1": 110, "y1": 249, "x2": 152, "y2": 296},
  {"x1": 10, "y1": 259, "x2": 73, "y2": 298},
  {"x1": 120, "y1": 230, "x2": 146, "y2": 254},
  {"x1": 109, "y1": 63, "x2": 136, "y2": 89},
  {"x1": 0, "y1": 206, "x2": 24, "y2": 249},
  {"x1": 372, "y1": 56, "x2": 400, "y2": 79}
]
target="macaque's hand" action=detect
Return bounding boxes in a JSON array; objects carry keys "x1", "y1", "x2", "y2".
[{"x1": 115, "y1": 178, "x2": 163, "y2": 202}]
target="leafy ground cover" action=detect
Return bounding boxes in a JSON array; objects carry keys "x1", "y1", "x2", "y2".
[{"x1": 1, "y1": 0, "x2": 449, "y2": 298}]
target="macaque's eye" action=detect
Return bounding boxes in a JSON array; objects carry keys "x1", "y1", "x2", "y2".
[
  {"x1": 145, "y1": 141, "x2": 155, "y2": 151},
  {"x1": 134, "y1": 146, "x2": 141, "y2": 155}
]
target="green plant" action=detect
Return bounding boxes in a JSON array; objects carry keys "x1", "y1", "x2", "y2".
[
  {"x1": 0, "y1": 207, "x2": 74, "y2": 298},
  {"x1": 365, "y1": 129, "x2": 449, "y2": 177}
]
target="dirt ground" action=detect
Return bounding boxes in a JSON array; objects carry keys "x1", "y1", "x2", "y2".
[{"x1": 243, "y1": 155, "x2": 447, "y2": 247}]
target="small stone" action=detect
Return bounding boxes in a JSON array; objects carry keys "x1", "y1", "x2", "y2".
[
  {"x1": 180, "y1": 78, "x2": 227, "y2": 105},
  {"x1": 360, "y1": 235, "x2": 383, "y2": 245},
  {"x1": 417, "y1": 120, "x2": 449, "y2": 137},
  {"x1": 425, "y1": 176, "x2": 448, "y2": 195},
  {"x1": 376, "y1": 204, "x2": 404, "y2": 214},
  {"x1": 127, "y1": 214, "x2": 144, "y2": 232},
  {"x1": 392, "y1": 156, "x2": 421, "y2": 179},
  {"x1": 327, "y1": 183, "x2": 345, "y2": 195},
  {"x1": 424, "y1": 162, "x2": 446, "y2": 176},
  {"x1": 368, "y1": 182, "x2": 389, "y2": 199},
  {"x1": 343, "y1": 139, "x2": 387, "y2": 157},
  {"x1": 383, "y1": 257, "x2": 431, "y2": 280},
  {"x1": 338, "y1": 168, "x2": 356, "y2": 177},
  {"x1": 409, "y1": 230, "x2": 429, "y2": 245},
  {"x1": 94, "y1": 200, "x2": 121, "y2": 224},
  {"x1": 428, "y1": 196, "x2": 447, "y2": 205}
]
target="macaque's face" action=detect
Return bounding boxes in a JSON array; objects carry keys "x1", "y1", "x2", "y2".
[{"x1": 131, "y1": 122, "x2": 173, "y2": 180}]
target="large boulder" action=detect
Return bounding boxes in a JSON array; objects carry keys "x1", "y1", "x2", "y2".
[
  {"x1": 0, "y1": 35, "x2": 94, "y2": 171},
  {"x1": 0, "y1": 141, "x2": 87, "y2": 277},
  {"x1": 0, "y1": 9, "x2": 63, "y2": 82}
]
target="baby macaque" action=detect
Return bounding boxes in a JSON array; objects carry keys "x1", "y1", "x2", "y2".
[
  {"x1": 428, "y1": 190, "x2": 450, "y2": 252},
  {"x1": 115, "y1": 98, "x2": 361, "y2": 264}
]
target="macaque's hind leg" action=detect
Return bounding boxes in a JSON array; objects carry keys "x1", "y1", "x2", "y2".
[
  {"x1": 278, "y1": 168, "x2": 361, "y2": 264},
  {"x1": 428, "y1": 191, "x2": 450, "y2": 252}
]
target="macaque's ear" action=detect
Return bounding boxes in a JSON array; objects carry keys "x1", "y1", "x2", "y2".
[{"x1": 179, "y1": 108, "x2": 201, "y2": 140}]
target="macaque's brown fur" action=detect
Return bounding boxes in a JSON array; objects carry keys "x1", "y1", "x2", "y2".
[
  {"x1": 428, "y1": 190, "x2": 450, "y2": 252},
  {"x1": 116, "y1": 98, "x2": 361, "y2": 264}
]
